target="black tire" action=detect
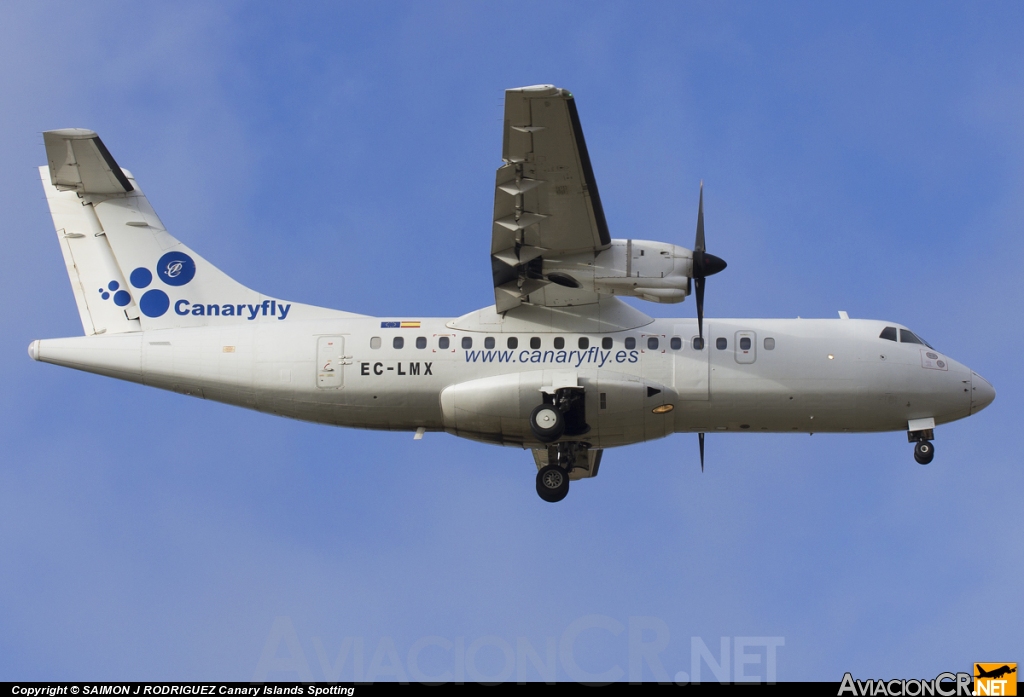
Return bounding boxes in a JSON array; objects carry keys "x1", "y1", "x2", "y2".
[
  {"x1": 536, "y1": 465, "x2": 569, "y2": 502},
  {"x1": 914, "y1": 440, "x2": 934, "y2": 465},
  {"x1": 530, "y1": 403, "x2": 565, "y2": 443}
]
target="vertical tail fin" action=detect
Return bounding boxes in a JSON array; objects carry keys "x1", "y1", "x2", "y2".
[{"x1": 40, "y1": 129, "x2": 361, "y2": 334}]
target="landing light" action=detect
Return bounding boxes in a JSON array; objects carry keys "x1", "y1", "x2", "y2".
[
  {"x1": 828, "y1": 354, "x2": 834, "y2": 360},
  {"x1": 652, "y1": 404, "x2": 674, "y2": 414}
]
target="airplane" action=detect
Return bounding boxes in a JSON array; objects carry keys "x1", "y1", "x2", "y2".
[
  {"x1": 975, "y1": 665, "x2": 1016, "y2": 680},
  {"x1": 28, "y1": 84, "x2": 995, "y2": 503}
]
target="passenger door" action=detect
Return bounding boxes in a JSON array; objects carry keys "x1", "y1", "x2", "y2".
[{"x1": 316, "y1": 336, "x2": 347, "y2": 388}]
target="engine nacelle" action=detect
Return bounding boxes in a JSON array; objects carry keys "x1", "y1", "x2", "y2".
[
  {"x1": 541, "y1": 239, "x2": 693, "y2": 304},
  {"x1": 439, "y1": 369, "x2": 677, "y2": 447}
]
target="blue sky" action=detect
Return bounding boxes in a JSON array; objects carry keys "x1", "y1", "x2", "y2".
[{"x1": 1, "y1": 1, "x2": 1021, "y2": 682}]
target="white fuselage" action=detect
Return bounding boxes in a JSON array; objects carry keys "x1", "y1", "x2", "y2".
[{"x1": 30, "y1": 314, "x2": 991, "y2": 450}]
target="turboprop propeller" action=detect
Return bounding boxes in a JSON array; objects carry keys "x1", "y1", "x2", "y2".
[
  {"x1": 691, "y1": 183, "x2": 726, "y2": 473},
  {"x1": 692, "y1": 182, "x2": 727, "y2": 343}
]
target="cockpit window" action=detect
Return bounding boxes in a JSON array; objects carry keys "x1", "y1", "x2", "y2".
[
  {"x1": 900, "y1": 329, "x2": 933, "y2": 348},
  {"x1": 879, "y1": 327, "x2": 897, "y2": 342}
]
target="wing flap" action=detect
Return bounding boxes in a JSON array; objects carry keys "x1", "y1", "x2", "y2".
[{"x1": 491, "y1": 86, "x2": 611, "y2": 311}]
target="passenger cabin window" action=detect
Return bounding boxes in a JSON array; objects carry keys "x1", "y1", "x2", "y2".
[
  {"x1": 416, "y1": 337, "x2": 427, "y2": 349},
  {"x1": 579, "y1": 337, "x2": 589, "y2": 349},
  {"x1": 462, "y1": 337, "x2": 472, "y2": 349},
  {"x1": 438, "y1": 337, "x2": 449, "y2": 349},
  {"x1": 554, "y1": 337, "x2": 564, "y2": 349},
  {"x1": 625, "y1": 337, "x2": 636, "y2": 350},
  {"x1": 879, "y1": 326, "x2": 897, "y2": 342},
  {"x1": 692, "y1": 337, "x2": 704, "y2": 350},
  {"x1": 740, "y1": 337, "x2": 751, "y2": 350},
  {"x1": 370, "y1": 336, "x2": 381, "y2": 349},
  {"x1": 484, "y1": 337, "x2": 495, "y2": 349},
  {"x1": 670, "y1": 337, "x2": 682, "y2": 350},
  {"x1": 393, "y1": 336, "x2": 404, "y2": 349},
  {"x1": 716, "y1": 337, "x2": 727, "y2": 350},
  {"x1": 602, "y1": 337, "x2": 613, "y2": 350},
  {"x1": 530, "y1": 337, "x2": 541, "y2": 349},
  {"x1": 764, "y1": 337, "x2": 775, "y2": 350},
  {"x1": 647, "y1": 337, "x2": 659, "y2": 350},
  {"x1": 507, "y1": 337, "x2": 518, "y2": 349},
  {"x1": 900, "y1": 329, "x2": 932, "y2": 347}
]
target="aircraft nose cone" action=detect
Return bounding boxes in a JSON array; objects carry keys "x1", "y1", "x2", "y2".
[{"x1": 971, "y1": 372, "x2": 995, "y2": 414}]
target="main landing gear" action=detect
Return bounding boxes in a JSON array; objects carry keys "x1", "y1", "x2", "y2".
[
  {"x1": 536, "y1": 464, "x2": 569, "y2": 502},
  {"x1": 535, "y1": 441, "x2": 593, "y2": 503},
  {"x1": 531, "y1": 388, "x2": 591, "y2": 502}
]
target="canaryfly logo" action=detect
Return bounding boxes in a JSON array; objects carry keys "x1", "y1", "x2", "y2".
[
  {"x1": 114, "y1": 252, "x2": 290, "y2": 320},
  {"x1": 466, "y1": 347, "x2": 639, "y2": 368}
]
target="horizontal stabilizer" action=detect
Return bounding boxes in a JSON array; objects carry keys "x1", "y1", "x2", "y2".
[{"x1": 43, "y1": 129, "x2": 133, "y2": 195}]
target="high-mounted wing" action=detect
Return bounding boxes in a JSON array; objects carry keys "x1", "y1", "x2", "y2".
[{"x1": 491, "y1": 86, "x2": 612, "y2": 312}]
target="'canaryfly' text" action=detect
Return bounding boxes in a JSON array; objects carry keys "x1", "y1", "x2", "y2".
[
  {"x1": 465, "y1": 347, "x2": 639, "y2": 367},
  {"x1": 174, "y1": 299, "x2": 291, "y2": 320}
]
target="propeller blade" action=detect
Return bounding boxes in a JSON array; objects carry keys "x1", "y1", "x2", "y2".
[
  {"x1": 691, "y1": 182, "x2": 726, "y2": 343},
  {"x1": 695, "y1": 276, "x2": 705, "y2": 341},
  {"x1": 695, "y1": 182, "x2": 705, "y2": 253},
  {"x1": 699, "y1": 432, "x2": 705, "y2": 472}
]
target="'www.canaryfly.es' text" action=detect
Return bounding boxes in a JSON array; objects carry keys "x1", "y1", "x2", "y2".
[{"x1": 465, "y1": 348, "x2": 639, "y2": 367}]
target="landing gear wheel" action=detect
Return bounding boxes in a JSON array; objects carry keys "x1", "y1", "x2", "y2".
[
  {"x1": 530, "y1": 404, "x2": 565, "y2": 443},
  {"x1": 914, "y1": 440, "x2": 934, "y2": 465},
  {"x1": 536, "y1": 464, "x2": 569, "y2": 503}
]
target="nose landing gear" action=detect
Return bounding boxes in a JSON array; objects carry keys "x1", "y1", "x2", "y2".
[
  {"x1": 908, "y1": 419, "x2": 935, "y2": 465},
  {"x1": 913, "y1": 440, "x2": 934, "y2": 465}
]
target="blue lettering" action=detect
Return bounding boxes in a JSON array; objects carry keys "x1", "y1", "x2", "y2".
[
  {"x1": 575, "y1": 350, "x2": 590, "y2": 368},
  {"x1": 277, "y1": 303, "x2": 291, "y2": 320},
  {"x1": 174, "y1": 299, "x2": 190, "y2": 315},
  {"x1": 519, "y1": 350, "x2": 530, "y2": 362},
  {"x1": 615, "y1": 350, "x2": 627, "y2": 363},
  {"x1": 206, "y1": 304, "x2": 220, "y2": 316},
  {"x1": 222, "y1": 304, "x2": 235, "y2": 316},
  {"x1": 556, "y1": 350, "x2": 567, "y2": 364},
  {"x1": 599, "y1": 350, "x2": 611, "y2": 367},
  {"x1": 246, "y1": 304, "x2": 260, "y2": 320},
  {"x1": 191, "y1": 303, "x2": 204, "y2": 316},
  {"x1": 628, "y1": 350, "x2": 639, "y2": 363},
  {"x1": 530, "y1": 350, "x2": 542, "y2": 363}
]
